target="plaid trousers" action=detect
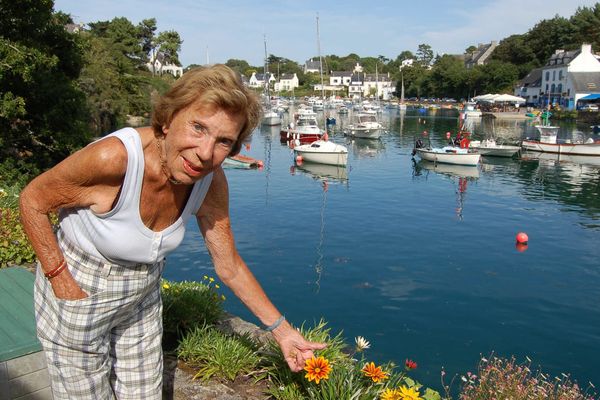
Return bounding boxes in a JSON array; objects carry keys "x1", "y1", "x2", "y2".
[{"x1": 34, "y1": 231, "x2": 165, "y2": 399}]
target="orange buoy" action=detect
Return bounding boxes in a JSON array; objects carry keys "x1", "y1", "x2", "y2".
[
  {"x1": 516, "y1": 232, "x2": 529, "y2": 244},
  {"x1": 296, "y1": 155, "x2": 303, "y2": 163}
]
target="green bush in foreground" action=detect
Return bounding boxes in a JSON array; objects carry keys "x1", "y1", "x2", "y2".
[
  {"x1": 0, "y1": 206, "x2": 36, "y2": 268},
  {"x1": 161, "y1": 278, "x2": 225, "y2": 350},
  {"x1": 177, "y1": 324, "x2": 261, "y2": 382}
]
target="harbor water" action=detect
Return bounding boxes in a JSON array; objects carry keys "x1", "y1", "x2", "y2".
[{"x1": 164, "y1": 107, "x2": 600, "y2": 391}]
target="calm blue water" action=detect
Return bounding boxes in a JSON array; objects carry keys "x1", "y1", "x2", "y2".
[{"x1": 164, "y1": 107, "x2": 600, "y2": 391}]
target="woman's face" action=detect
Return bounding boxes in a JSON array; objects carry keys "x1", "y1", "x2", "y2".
[{"x1": 162, "y1": 101, "x2": 244, "y2": 184}]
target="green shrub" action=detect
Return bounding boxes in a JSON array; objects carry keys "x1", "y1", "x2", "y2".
[
  {"x1": 0, "y1": 207, "x2": 36, "y2": 268},
  {"x1": 177, "y1": 324, "x2": 260, "y2": 382},
  {"x1": 161, "y1": 278, "x2": 225, "y2": 350}
]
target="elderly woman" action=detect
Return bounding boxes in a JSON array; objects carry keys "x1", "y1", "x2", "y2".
[{"x1": 19, "y1": 64, "x2": 325, "y2": 399}]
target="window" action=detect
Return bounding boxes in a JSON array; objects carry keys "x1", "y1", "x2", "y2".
[
  {"x1": 559, "y1": 70, "x2": 563, "y2": 80},
  {"x1": 552, "y1": 70, "x2": 556, "y2": 81},
  {"x1": 551, "y1": 84, "x2": 556, "y2": 93},
  {"x1": 545, "y1": 71, "x2": 550, "y2": 81}
]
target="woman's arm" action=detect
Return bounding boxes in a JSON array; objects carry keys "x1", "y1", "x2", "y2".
[
  {"x1": 19, "y1": 137, "x2": 127, "y2": 300},
  {"x1": 197, "y1": 168, "x2": 326, "y2": 371}
]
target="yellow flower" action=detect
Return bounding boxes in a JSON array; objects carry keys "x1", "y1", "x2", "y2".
[
  {"x1": 209, "y1": 277, "x2": 215, "y2": 283},
  {"x1": 162, "y1": 283, "x2": 171, "y2": 290},
  {"x1": 304, "y1": 356, "x2": 332, "y2": 384},
  {"x1": 380, "y1": 388, "x2": 401, "y2": 400},
  {"x1": 203, "y1": 275, "x2": 208, "y2": 280},
  {"x1": 221, "y1": 294, "x2": 226, "y2": 300},
  {"x1": 362, "y1": 362, "x2": 389, "y2": 383},
  {"x1": 398, "y1": 385, "x2": 422, "y2": 400},
  {"x1": 215, "y1": 284, "x2": 220, "y2": 289}
]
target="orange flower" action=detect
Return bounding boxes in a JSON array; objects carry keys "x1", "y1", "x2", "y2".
[
  {"x1": 362, "y1": 361, "x2": 389, "y2": 383},
  {"x1": 304, "y1": 356, "x2": 332, "y2": 384}
]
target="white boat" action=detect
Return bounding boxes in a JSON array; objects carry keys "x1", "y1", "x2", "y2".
[
  {"x1": 399, "y1": 73, "x2": 407, "y2": 110},
  {"x1": 469, "y1": 139, "x2": 520, "y2": 157},
  {"x1": 293, "y1": 15, "x2": 348, "y2": 167},
  {"x1": 345, "y1": 113, "x2": 383, "y2": 139},
  {"x1": 462, "y1": 102, "x2": 482, "y2": 118},
  {"x1": 414, "y1": 146, "x2": 481, "y2": 166},
  {"x1": 294, "y1": 139, "x2": 348, "y2": 166},
  {"x1": 260, "y1": 36, "x2": 281, "y2": 126},
  {"x1": 262, "y1": 109, "x2": 281, "y2": 126},
  {"x1": 521, "y1": 123, "x2": 600, "y2": 156}
]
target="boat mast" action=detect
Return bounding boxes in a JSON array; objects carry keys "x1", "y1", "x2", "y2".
[
  {"x1": 316, "y1": 14, "x2": 325, "y2": 100},
  {"x1": 263, "y1": 35, "x2": 270, "y2": 103}
]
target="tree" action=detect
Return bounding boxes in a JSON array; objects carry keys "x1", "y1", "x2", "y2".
[
  {"x1": 416, "y1": 43, "x2": 434, "y2": 66},
  {"x1": 427, "y1": 55, "x2": 468, "y2": 99},
  {"x1": 526, "y1": 15, "x2": 575, "y2": 66},
  {"x1": 138, "y1": 18, "x2": 157, "y2": 58},
  {"x1": 570, "y1": 4, "x2": 600, "y2": 51},
  {"x1": 0, "y1": 0, "x2": 90, "y2": 177},
  {"x1": 395, "y1": 50, "x2": 414, "y2": 62},
  {"x1": 490, "y1": 34, "x2": 538, "y2": 77}
]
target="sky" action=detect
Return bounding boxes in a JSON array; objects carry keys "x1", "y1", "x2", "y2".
[{"x1": 54, "y1": 0, "x2": 599, "y2": 68}]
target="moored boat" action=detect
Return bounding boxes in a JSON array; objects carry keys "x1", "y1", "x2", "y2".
[
  {"x1": 344, "y1": 113, "x2": 383, "y2": 139},
  {"x1": 414, "y1": 146, "x2": 481, "y2": 166},
  {"x1": 469, "y1": 139, "x2": 520, "y2": 157},
  {"x1": 521, "y1": 125, "x2": 600, "y2": 156},
  {"x1": 294, "y1": 139, "x2": 348, "y2": 166}
]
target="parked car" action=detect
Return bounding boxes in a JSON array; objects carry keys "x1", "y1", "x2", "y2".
[{"x1": 580, "y1": 104, "x2": 599, "y2": 112}]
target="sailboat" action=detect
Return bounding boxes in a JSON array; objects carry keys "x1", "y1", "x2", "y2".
[
  {"x1": 399, "y1": 72, "x2": 407, "y2": 110},
  {"x1": 294, "y1": 14, "x2": 348, "y2": 166},
  {"x1": 261, "y1": 35, "x2": 281, "y2": 126}
]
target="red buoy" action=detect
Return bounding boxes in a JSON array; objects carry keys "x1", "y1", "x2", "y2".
[
  {"x1": 446, "y1": 132, "x2": 451, "y2": 139},
  {"x1": 516, "y1": 232, "x2": 529, "y2": 244},
  {"x1": 295, "y1": 155, "x2": 303, "y2": 163}
]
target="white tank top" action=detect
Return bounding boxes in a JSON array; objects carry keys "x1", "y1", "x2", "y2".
[{"x1": 59, "y1": 127, "x2": 213, "y2": 265}]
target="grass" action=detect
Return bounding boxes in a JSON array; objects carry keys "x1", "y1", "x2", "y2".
[{"x1": 177, "y1": 324, "x2": 261, "y2": 382}]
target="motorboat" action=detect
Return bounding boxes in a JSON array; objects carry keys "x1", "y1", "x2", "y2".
[
  {"x1": 280, "y1": 110, "x2": 323, "y2": 144},
  {"x1": 414, "y1": 144, "x2": 480, "y2": 166},
  {"x1": 469, "y1": 139, "x2": 520, "y2": 157},
  {"x1": 462, "y1": 102, "x2": 482, "y2": 118},
  {"x1": 344, "y1": 113, "x2": 383, "y2": 139},
  {"x1": 522, "y1": 125, "x2": 600, "y2": 156},
  {"x1": 261, "y1": 109, "x2": 281, "y2": 126},
  {"x1": 294, "y1": 139, "x2": 348, "y2": 166}
]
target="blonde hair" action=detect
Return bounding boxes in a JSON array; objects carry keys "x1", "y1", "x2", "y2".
[{"x1": 151, "y1": 64, "x2": 261, "y2": 156}]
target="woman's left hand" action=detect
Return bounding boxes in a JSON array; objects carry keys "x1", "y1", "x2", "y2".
[{"x1": 272, "y1": 321, "x2": 327, "y2": 372}]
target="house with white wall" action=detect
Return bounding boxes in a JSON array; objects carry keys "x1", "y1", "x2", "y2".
[
  {"x1": 464, "y1": 41, "x2": 498, "y2": 69},
  {"x1": 274, "y1": 73, "x2": 299, "y2": 92},
  {"x1": 304, "y1": 59, "x2": 321, "y2": 73},
  {"x1": 514, "y1": 68, "x2": 542, "y2": 106},
  {"x1": 146, "y1": 53, "x2": 183, "y2": 77},
  {"x1": 538, "y1": 43, "x2": 600, "y2": 109},
  {"x1": 248, "y1": 72, "x2": 276, "y2": 89}
]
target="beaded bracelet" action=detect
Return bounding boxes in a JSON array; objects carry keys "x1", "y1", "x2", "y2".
[
  {"x1": 44, "y1": 259, "x2": 67, "y2": 279},
  {"x1": 264, "y1": 315, "x2": 285, "y2": 332}
]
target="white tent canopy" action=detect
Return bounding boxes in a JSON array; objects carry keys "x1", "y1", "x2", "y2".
[
  {"x1": 473, "y1": 93, "x2": 526, "y2": 103},
  {"x1": 493, "y1": 94, "x2": 526, "y2": 103}
]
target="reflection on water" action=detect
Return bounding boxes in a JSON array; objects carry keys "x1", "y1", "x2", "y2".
[
  {"x1": 349, "y1": 137, "x2": 386, "y2": 158},
  {"x1": 292, "y1": 161, "x2": 349, "y2": 183}
]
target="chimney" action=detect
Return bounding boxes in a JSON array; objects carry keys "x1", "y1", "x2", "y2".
[{"x1": 582, "y1": 43, "x2": 592, "y2": 53}]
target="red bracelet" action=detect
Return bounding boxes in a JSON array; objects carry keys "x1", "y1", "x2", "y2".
[{"x1": 44, "y1": 259, "x2": 67, "y2": 279}]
